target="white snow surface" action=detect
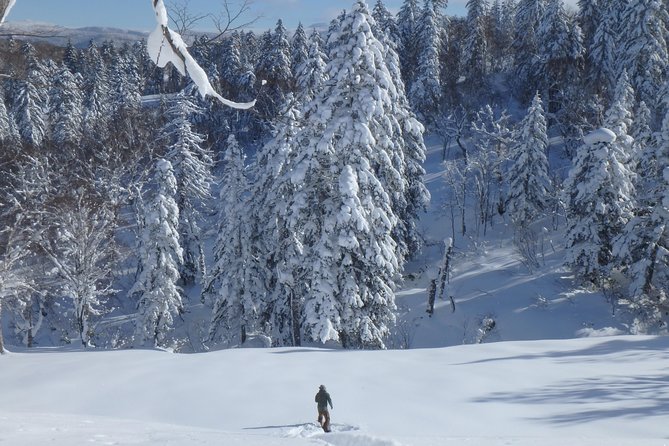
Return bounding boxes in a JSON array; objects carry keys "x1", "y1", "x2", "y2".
[
  {"x1": 583, "y1": 127, "x2": 616, "y2": 145},
  {"x1": 1, "y1": 336, "x2": 668, "y2": 446}
]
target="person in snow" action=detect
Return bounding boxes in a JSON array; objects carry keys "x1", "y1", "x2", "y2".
[{"x1": 315, "y1": 384, "x2": 333, "y2": 432}]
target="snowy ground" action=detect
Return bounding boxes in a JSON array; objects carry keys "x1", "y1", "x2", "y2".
[{"x1": 2, "y1": 336, "x2": 669, "y2": 445}]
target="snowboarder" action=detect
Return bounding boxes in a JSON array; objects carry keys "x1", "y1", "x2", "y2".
[{"x1": 315, "y1": 384, "x2": 333, "y2": 432}]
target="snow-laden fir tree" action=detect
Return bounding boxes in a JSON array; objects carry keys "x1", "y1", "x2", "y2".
[
  {"x1": 507, "y1": 93, "x2": 551, "y2": 226},
  {"x1": 563, "y1": 125, "x2": 636, "y2": 286},
  {"x1": 290, "y1": 23, "x2": 309, "y2": 83},
  {"x1": 220, "y1": 31, "x2": 244, "y2": 98},
  {"x1": 461, "y1": 0, "x2": 489, "y2": 92},
  {"x1": 377, "y1": 23, "x2": 431, "y2": 261},
  {"x1": 409, "y1": 0, "x2": 442, "y2": 120},
  {"x1": 588, "y1": 0, "x2": 624, "y2": 96},
  {"x1": 248, "y1": 100, "x2": 311, "y2": 346},
  {"x1": 131, "y1": 159, "x2": 184, "y2": 347},
  {"x1": 81, "y1": 44, "x2": 111, "y2": 147},
  {"x1": 488, "y1": 0, "x2": 515, "y2": 71},
  {"x1": 578, "y1": 0, "x2": 600, "y2": 54},
  {"x1": 49, "y1": 64, "x2": 83, "y2": 150},
  {"x1": 0, "y1": 92, "x2": 19, "y2": 146},
  {"x1": 604, "y1": 70, "x2": 635, "y2": 150},
  {"x1": 512, "y1": 0, "x2": 545, "y2": 99},
  {"x1": 286, "y1": 1, "x2": 405, "y2": 348},
  {"x1": 256, "y1": 20, "x2": 293, "y2": 125},
  {"x1": 294, "y1": 29, "x2": 328, "y2": 104},
  {"x1": 613, "y1": 110, "x2": 669, "y2": 334},
  {"x1": 108, "y1": 51, "x2": 142, "y2": 117},
  {"x1": 206, "y1": 135, "x2": 258, "y2": 347},
  {"x1": 563, "y1": 74, "x2": 636, "y2": 286},
  {"x1": 373, "y1": 0, "x2": 401, "y2": 45},
  {"x1": 536, "y1": 0, "x2": 584, "y2": 116},
  {"x1": 619, "y1": 0, "x2": 669, "y2": 113},
  {"x1": 396, "y1": 0, "x2": 420, "y2": 88},
  {"x1": 13, "y1": 43, "x2": 48, "y2": 147},
  {"x1": 631, "y1": 101, "x2": 655, "y2": 188},
  {"x1": 162, "y1": 90, "x2": 214, "y2": 286}
]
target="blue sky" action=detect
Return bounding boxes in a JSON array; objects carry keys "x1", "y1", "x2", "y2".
[{"x1": 7, "y1": 0, "x2": 579, "y2": 33}]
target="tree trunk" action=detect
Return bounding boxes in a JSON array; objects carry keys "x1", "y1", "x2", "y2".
[{"x1": 0, "y1": 302, "x2": 5, "y2": 354}]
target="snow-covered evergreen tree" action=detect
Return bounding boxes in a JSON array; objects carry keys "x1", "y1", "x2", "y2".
[
  {"x1": 287, "y1": 1, "x2": 405, "y2": 348},
  {"x1": 536, "y1": 0, "x2": 584, "y2": 116},
  {"x1": 588, "y1": 0, "x2": 624, "y2": 96},
  {"x1": 564, "y1": 126, "x2": 635, "y2": 286},
  {"x1": 256, "y1": 20, "x2": 293, "y2": 126},
  {"x1": 619, "y1": 0, "x2": 669, "y2": 112},
  {"x1": 397, "y1": 0, "x2": 420, "y2": 89},
  {"x1": 290, "y1": 22, "x2": 309, "y2": 83},
  {"x1": 373, "y1": 0, "x2": 400, "y2": 45},
  {"x1": 461, "y1": 0, "x2": 489, "y2": 91},
  {"x1": 294, "y1": 29, "x2": 328, "y2": 104},
  {"x1": 0, "y1": 92, "x2": 19, "y2": 145},
  {"x1": 162, "y1": 90, "x2": 214, "y2": 286},
  {"x1": 50, "y1": 64, "x2": 83, "y2": 149},
  {"x1": 249, "y1": 102, "x2": 305, "y2": 346},
  {"x1": 613, "y1": 110, "x2": 669, "y2": 333},
  {"x1": 206, "y1": 135, "x2": 258, "y2": 346},
  {"x1": 507, "y1": 93, "x2": 551, "y2": 226},
  {"x1": 81, "y1": 44, "x2": 111, "y2": 146},
  {"x1": 578, "y1": 0, "x2": 600, "y2": 56},
  {"x1": 13, "y1": 43, "x2": 48, "y2": 147},
  {"x1": 131, "y1": 159, "x2": 184, "y2": 347},
  {"x1": 512, "y1": 0, "x2": 545, "y2": 99},
  {"x1": 564, "y1": 74, "x2": 636, "y2": 286},
  {"x1": 108, "y1": 51, "x2": 142, "y2": 116},
  {"x1": 409, "y1": 0, "x2": 442, "y2": 119}
]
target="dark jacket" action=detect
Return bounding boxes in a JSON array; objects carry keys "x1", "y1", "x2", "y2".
[{"x1": 315, "y1": 389, "x2": 333, "y2": 411}]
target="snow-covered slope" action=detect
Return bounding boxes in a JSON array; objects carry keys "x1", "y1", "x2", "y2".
[
  {"x1": 393, "y1": 133, "x2": 626, "y2": 349},
  {"x1": 1, "y1": 336, "x2": 668, "y2": 445}
]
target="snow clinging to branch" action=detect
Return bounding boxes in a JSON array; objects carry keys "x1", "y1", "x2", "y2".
[
  {"x1": 148, "y1": 0, "x2": 256, "y2": 109},
  {"x1": 0, "y1": 0, "x2": 16, "y2": 23}
]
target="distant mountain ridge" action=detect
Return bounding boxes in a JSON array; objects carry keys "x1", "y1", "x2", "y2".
[{"x1": 0, "y1": 21, "x2": 148, "y2": 47}]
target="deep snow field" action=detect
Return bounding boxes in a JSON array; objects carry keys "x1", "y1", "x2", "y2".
[
  {"x1": 1, "y1": 336, "x2": 669, "y2": 445},
  {"x1": 2, "y1": 134, "x2": 668, "y2": 445}
]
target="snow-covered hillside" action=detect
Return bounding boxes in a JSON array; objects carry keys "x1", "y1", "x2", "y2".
[
  {"x1": 2, "y1": 336, "x2": 668, "y2": 445},
  {"x1": 389, "y1": 132, "x2": 626, "y2": 349}
]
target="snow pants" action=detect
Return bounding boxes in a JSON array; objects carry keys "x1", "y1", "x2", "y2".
[{"x1": 318, "y1": 409, "x2": 331, "y2": 432}]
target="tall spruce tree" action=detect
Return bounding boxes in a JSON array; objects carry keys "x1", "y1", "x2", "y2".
[
  {"x1": 564, "y1": 125, "x2": 635, "y2": 286},
  {"x1": 613, "y1": 111, "x2": 669, "y2": 334},
  {"x1": 162, "y1": 91, "x2": 214, "y2": 286},
  {"x1": 409, "y1": 0, "x2": 443, "y2": 119},
  {"x1": 50, "y1": 64, "x2": 83, "y2": 150},
  {"x1": 397, "y1": 0, "x2": 420, "y2": 89},
  {"x1": 512, "y1": 0, "x2": 545, "y2": 100},
  {"x1": 619, "y1": 0, "x2": 669, "y2": 113},
  {"x1": 536, "y1": 0, "x2": 584, "y2": 117},
  {"x1": 461, "y1": 0, "x2": 489, "y2": 91},
  {"x1": 294, "y1": 29, "x2": 328, "y2": 104},
  {"x1": 286, "y1": 1, "x2": 406, "y2": 348},
  {"x1": 13, "y1": 43, "x2": 48, "y2": 147},
  {"x1": 206, "y1": 135, "x2": 258, "y2": 346},
  {"x1": 507, "y1": 93, "x2": 552, "y2": 226},
  {"x1": 131, "y1": 159, "x2": 184, "y2": 347}
]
